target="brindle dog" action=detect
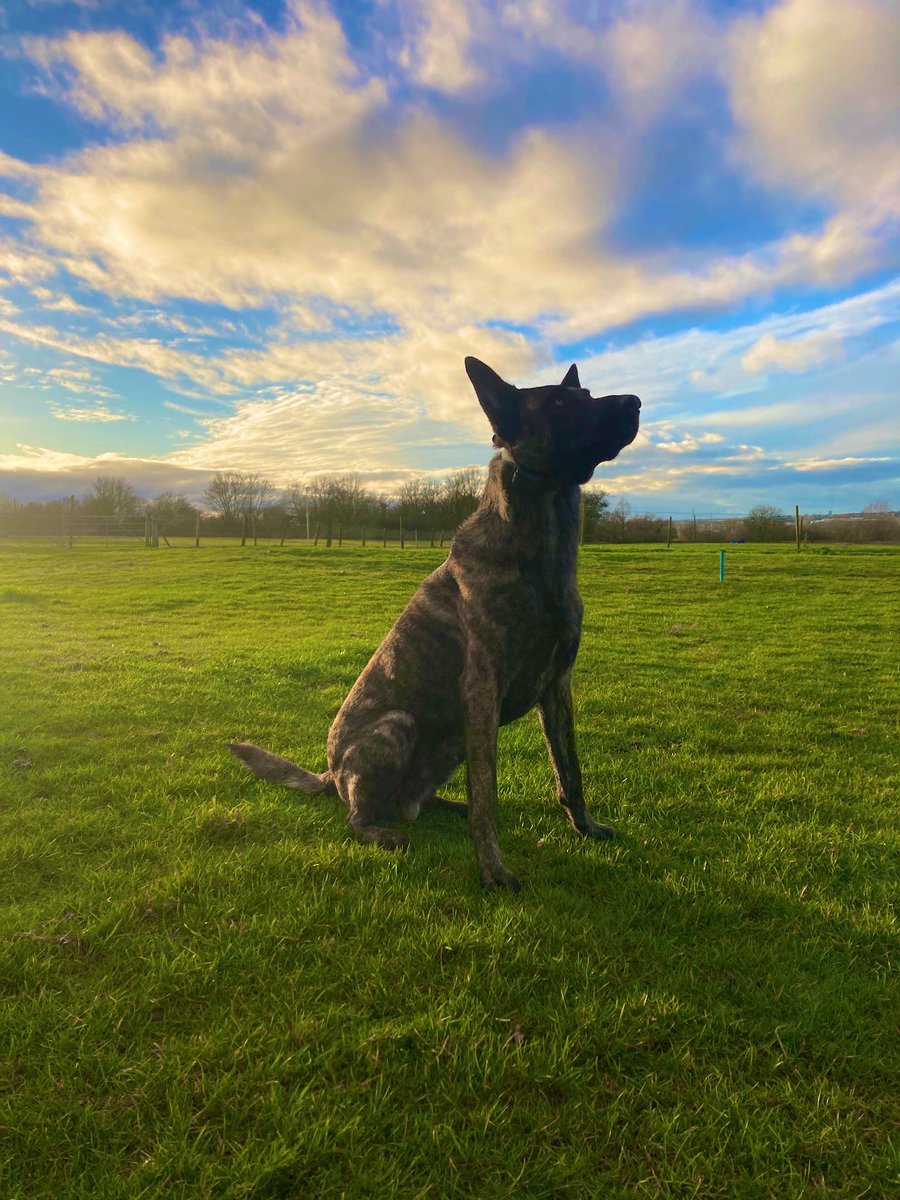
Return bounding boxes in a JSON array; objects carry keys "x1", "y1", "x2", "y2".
[{"x1": 232, "y1": 357, "x2": 640, "y2": 889}]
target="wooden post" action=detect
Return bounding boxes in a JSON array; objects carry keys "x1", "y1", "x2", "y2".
[
  {"x1": 362, "y1": 528, "x2": 367, "y2": 547},
  {"x1": 382, "y1": 527, "x2": 387, "y2": 548},
  {"x1": 326, "y1": 509, "x2": 332, "y2": 548},
  {"x1": 430, "y1": 529, "x2": 435, "y2": 548},
  {"x1": 795, "y1": 505, "x2": 802, "y2": 552},
  {"x1": 400, "y1": 516, "x2": 405, "y2": 549},
  {"x1": 144, "y1": 513, "x2": 151, "y2": 547},
  {"x1": 667, "y1": 516, "x2": 673, "y2": 548},
  {"x1": 240, "y1": 514, "x2": 247, "y2": 547},
  {"x1": 194, "y1": 512, "x2": 201, "y2": 548}
]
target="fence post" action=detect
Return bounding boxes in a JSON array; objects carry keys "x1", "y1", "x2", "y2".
[
  {"x1": 252, "y1": 516, "x2": 258, "y2": 547},
  {"x1": 326, "y1": 510, "x2": 332, "y2": 548},
  {"x1": 68, "y1": 496, "x2": 75, "y2": 549},
  {"x1": 280, "y1": 522, "x2": 287, "y2": 547},
  {"x1": 151, "y1": 518, "x2": 159, "y2": 548},
  {"x1": 667, "y1": 516, "x2": 673, "y2": 548},
  {"x1": 240, "y1": 515, "x2": 247, "y2": 547},
  {"x1": 400, "y1": 517, "x2": 405, "y2": 549},
  {"x1": 362, "y1": 528, "x2": 367, "y2": 547},
  {"x1": 195, "y1": 512, "x2": 201, "y2": 548},
  {"x1": 795, "y1": 505, "x2": 802, "y2": 552}
]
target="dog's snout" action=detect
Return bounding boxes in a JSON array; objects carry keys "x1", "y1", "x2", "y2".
[{"x1": 621, "y1": 394, "x2": 641, "y2": 411}]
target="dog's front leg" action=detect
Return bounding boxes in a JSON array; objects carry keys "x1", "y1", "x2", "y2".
[
  {"x1": 538, "y1": 673, "x2": 614, "y2": 840},
  {"x1": 463, "y1": 640, "x2": 521, "y2": 891}
]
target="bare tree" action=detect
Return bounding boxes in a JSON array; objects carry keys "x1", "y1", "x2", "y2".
[
  {"x1": 147, "y1": 491, "x2": 197, "y2": 533},
  {"x1": 203, "y1": 471, "x2": 274, "y2": 526},
  {"x1": 82, "y1": 475, "x2": 142, "y2": 519},
  {"x1": 440, "y1": 467, "x2": 485, "y2": 531}
]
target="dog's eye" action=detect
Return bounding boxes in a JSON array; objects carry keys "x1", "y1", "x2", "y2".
[{"x1": 554, "y1": 396, "x2": 564, "y2": 407}]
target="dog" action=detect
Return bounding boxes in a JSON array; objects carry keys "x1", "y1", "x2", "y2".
[{"x1": 232, "y1": 357, "x2": 640, "y2": 889}]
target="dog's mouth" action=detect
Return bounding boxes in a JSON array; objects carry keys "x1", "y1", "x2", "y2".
[{"x1": 588, "y1": 395, "x2": 641, "y2": 464}]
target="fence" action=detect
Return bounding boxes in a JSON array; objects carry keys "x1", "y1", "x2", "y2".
[{"x1": 1, "y1": 506, "x2": 898, "y2": 548}]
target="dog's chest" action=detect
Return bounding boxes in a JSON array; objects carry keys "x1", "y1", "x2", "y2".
[{"x1": 498, "y1": 574, "x2": 581, "y2": 723}]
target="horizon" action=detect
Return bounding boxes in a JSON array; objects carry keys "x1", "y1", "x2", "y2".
[{"x1": 1, "y1": 0, "x2": 898, "y2": 514}]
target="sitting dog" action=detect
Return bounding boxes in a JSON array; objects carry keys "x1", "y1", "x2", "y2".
[{"x1": 232, "y1": 357, "x2": 640, "y2": 889}]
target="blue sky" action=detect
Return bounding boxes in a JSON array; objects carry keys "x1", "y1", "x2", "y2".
[{"x1": 0, "y1": 0, "x2": 898, "y2": 514}]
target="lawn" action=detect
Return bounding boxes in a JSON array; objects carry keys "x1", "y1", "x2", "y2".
[{"x1": 1, "y1": 540, "x2": 897, "y2": 1198}]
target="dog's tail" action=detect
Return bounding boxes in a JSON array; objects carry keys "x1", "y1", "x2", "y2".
[{"x1": 230, "y1": 742, "x2": 338, "y2": 796}]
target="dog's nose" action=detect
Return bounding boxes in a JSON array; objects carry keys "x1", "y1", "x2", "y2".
[{"x1": 621, "y1": 394, "x2": 641, "y2": 411}]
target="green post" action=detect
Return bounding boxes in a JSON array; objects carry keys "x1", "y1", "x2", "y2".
[{"x1": 719, "y1": 550, "x2": 725, "y2": 582}]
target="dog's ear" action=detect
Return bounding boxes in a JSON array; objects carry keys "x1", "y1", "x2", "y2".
[
  {"x1": 465, "y1": 357, "x2": 520, "y2": 443},
  {"x1": 560, "y1": 363, "x2": 580, "y2": 388}
]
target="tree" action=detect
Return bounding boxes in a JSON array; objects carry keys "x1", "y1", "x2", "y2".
[
  {"x1": 593, "y1": 496, "x2": 630, "y2": 542},
  {"x1": 82, "y1": 475, "x2": 142, "y2": 519},
  {"x1": 147, "y1": 491, "x2": 197, "y2": 533},
  {"x1": 296, "y1": 474, "x2": 373, "y2": 541},
  {"x1": 440, "y1": 467, "x2": 485, "y2": 531},
  {"x1": 580, "y1": 488, "x2": 610, "y2": 542},
  {"x1": 397, "y1": 477, "x2": 443, "y2": 535},
  {"x1": 743, "y1": 504, "x2": 791, "y2": 542},
  {"x1": 203, "y1": 471, "x2": 274, "y2": 526}
]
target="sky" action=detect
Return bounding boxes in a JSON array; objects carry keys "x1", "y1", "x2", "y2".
[{"x1": 0, "y1": 0, "x2": 898, "y2": 516}]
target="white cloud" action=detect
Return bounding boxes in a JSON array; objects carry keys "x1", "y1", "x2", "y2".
[
  {"x1": 603, "y1": 0, "x2": 721, "y2": 123},
  {"x1": 729, "y1": 0, "x2": 900, "y2": 212},
  {"x1": 741, "y1": 331, "x2": 844, "y2": 375},
  {"x1": 397, "y1": 0, "x2": 482, "y2": 93},
  {"x1": 50, "y1": 402, "x2": 128, "y2": 422}
]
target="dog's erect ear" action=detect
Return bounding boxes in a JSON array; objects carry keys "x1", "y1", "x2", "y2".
[
  {"x1": 560, "y1": 363, "x2": 580, "y2": 388},
  {"x1": 465, "y1": 357, "x2": 520, "y2": 443}
]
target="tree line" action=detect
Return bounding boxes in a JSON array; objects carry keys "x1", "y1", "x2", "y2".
[{"x1": 1, "y1": 474, "x2": 897, "y2": 543}]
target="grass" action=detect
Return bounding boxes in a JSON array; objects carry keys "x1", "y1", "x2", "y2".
[{"x1": 0, "y1": 540, "x2": 897, "y2": 1198}]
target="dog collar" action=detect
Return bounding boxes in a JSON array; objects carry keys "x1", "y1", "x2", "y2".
[{"x1": 500, "y1": 447, "x2": 553, "y2": 490}]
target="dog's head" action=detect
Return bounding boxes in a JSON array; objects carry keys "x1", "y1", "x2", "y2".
[{"x1": 465, "y1": 357, "x2": 640, "y2": 486}]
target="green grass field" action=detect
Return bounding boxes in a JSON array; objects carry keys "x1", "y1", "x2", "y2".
[{"x1": 1, "y1": 541, "x2": 897, "y2": 1199}]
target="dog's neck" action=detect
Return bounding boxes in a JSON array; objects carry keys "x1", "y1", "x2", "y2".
[{"x1": 498, "y1": 446, "x2": 556, "y2": 492}]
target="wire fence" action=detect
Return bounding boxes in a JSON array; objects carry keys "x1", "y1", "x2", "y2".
[{"x1": 1, "y1": 506, "x2": 898, "y2": 548}]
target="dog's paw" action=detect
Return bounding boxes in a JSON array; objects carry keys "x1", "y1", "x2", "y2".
[
  {"x1": 480, "y1": 863, "x2": 522, "y2": 892},
  {"x1": 374, "y1": 829, "x2": 410, "y2": 852},
  {"x1": 581, "y1": 819, "x2": 615, "y2": 841}
]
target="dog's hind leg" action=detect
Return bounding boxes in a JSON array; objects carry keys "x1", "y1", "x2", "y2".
[{"x1": 332, "y1": 710, "x2": 419, "y2": 851}]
